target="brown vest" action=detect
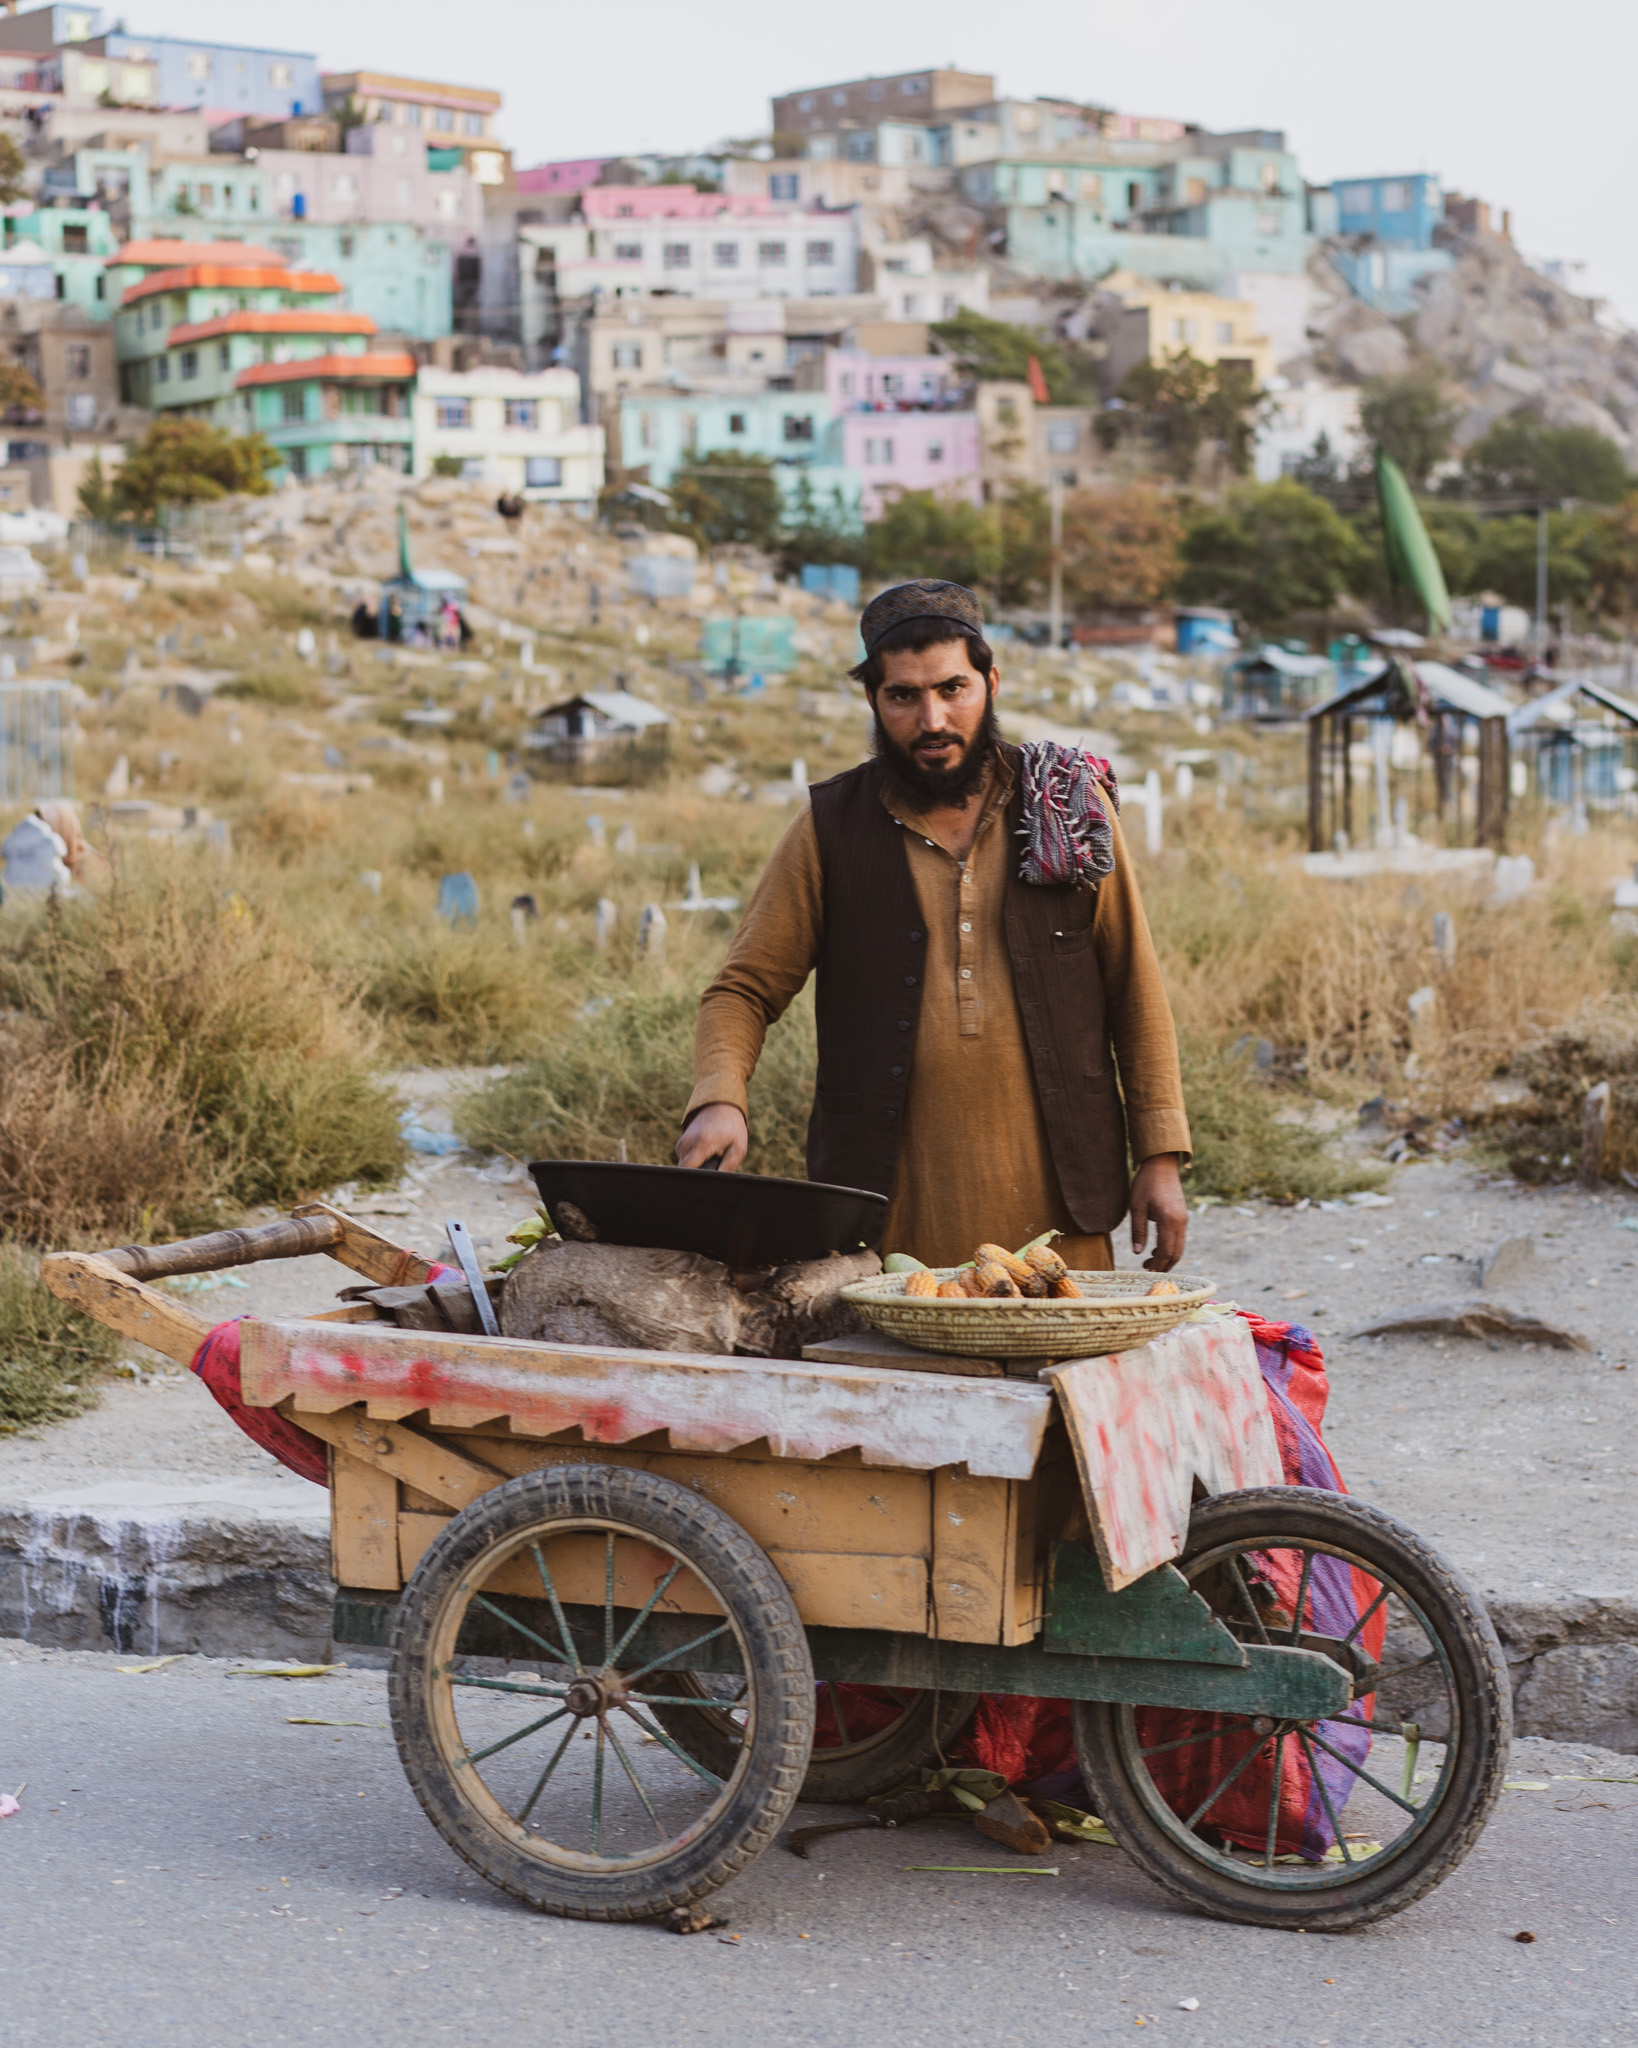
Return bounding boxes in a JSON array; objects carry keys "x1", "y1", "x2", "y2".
[{"x1": 806, "y1": 744, "x2": 1131, "y2": 1232}]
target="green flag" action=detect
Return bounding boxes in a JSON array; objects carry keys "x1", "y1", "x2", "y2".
[{"x1": 1374, "y1": 449, "x2": 1451, "y2": 631}]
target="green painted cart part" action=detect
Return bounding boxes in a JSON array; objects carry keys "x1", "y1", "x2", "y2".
[
  {"x1": 337, "y1": 1591, "x2": 1353, "y2": 1721},
  {"x1": 1043, "y1": 1541, "x2": 1248, "y2": 1666}
]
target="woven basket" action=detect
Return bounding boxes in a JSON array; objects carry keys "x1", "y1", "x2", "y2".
[{"x1": 840, "y1": 1269, "x2": 1217, "y2": 1360}]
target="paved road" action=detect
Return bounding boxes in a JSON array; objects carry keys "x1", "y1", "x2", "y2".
[{"x1": 4, "y1": 1643, "x2": 1635, "y2": 2048}]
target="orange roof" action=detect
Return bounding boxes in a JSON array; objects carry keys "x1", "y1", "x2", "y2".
[
  {"x1": 114, "y1": 239, "x2": 284, "y2": 269},
  {"x1": 122, "y1": 265, "x2": 342, "y2": 308},
  {"x1": 171, "y1": 310, "x2": 377, "y2": 345},
  {"x1": 236, "y1": 352, "x2": 417, "y2": 388}
]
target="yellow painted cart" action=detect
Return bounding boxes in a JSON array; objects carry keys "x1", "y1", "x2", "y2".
[{"x1": 45, "y1": 1204, "x2": 1511, "y2": 1931}]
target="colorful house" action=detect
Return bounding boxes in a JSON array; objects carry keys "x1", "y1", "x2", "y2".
[{"x1": 111, "y1": 240, "x2": 413, "y2": 478}]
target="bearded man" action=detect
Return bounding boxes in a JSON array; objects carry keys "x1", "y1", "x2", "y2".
[{"x1": 676, "y1": 579, "x2": 1190, "y2": 1273}]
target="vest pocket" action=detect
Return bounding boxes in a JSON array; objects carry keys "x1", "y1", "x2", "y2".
[
  {"x1": 814, "y1": 1086, "x2": 863, "y2": 1115},
  {"x1": 1049, "y1": 921, "x2": 1098, "y2": 955}
]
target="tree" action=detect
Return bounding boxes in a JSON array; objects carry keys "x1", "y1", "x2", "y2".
[
  {"x1": 1357, "y1": 367, "x2": 1458, "y2": 488},
  {"x1": 776, "y1": 473, "x2": 865, "y2": 576},
  {"x1": 0, "y1": 360, "x2": 41, "y2": 418},
  {"x1": 1466, "y1": 510, "x2": 1600, "y2": 612},
  {"x1": 76, "y1": 455, "x2": 116, "y2": 523},
  {"x1": 1102, "y1": 351, "x2": 1266, "y2": 482},
  {"x1": 1060, "y1": 482, "x2": 1182, "y2": 613},
  {"x1": 110, "y1": 417, "x2": 279, "y2": 522},
  {"x1": 862, "y1": 486, "x2": 1049, "y2": 607},
  {"x1": 1462, "y1": 413, "x2": 1631, "y2": 505},
  {"x1": 667, "y1": 448, "x2": 783, "y2": 552},
  {"x1": 0, "y1": 134, "x2": 24, "y2": 206},
  {"x1": 1587, "y1": 494, "x2": 1638, "y2": 626},
  {"x1": 929, "y1": 308, "x2": 1075, "y2": 402},
  {"x1": 1177, "y1": 480, "x2": 1370, "y2": 630}
]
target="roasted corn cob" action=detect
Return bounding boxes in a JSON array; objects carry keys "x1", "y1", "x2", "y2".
[
  {"x1": 974, "y1": 1242, "x2": 1034, "y2": 1287},
  {"x1": 902, "y1": 1269, "x2": 939, "y2": 1298},
  {"x1": 1022, "y1": 1241, "x2": 1069, "y2": 1285},
  {"x1": 1050, "y1": 1275, "x2": 1083, "y2": 1299}
]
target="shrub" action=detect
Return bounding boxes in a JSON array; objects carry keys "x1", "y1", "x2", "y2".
[
  {"x1": 1178, "y1": 1037, "x2": 1384, "y2": 1204},
  {"x1": 0, "y1": 870, "x2": 403, "y2": 1241},
  {"x1": 0, "y1": 1241, "x2": 117, "y2": 1434},
  {"x1": 1479, "y1": 1001, "x2": 1638, "y2": 1184}
]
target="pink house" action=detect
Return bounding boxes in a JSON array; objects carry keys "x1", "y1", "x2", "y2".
[
  {"x1": 842, "y1": 409, "x2": 982, "y2": 519},
  {"x1": 580, "y1": 184, "x2": 780, "y2": 222},
  {"x1": 516, "y1": 159, "x2": 613, "y2": 196},
  {"x1": 827, "y1": 349, "x2": 965, "y2": 413}
]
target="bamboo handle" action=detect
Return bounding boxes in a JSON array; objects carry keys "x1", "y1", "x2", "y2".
[{"x1": 97, "y1": 1212, "x2": 344, "y2": 1281}]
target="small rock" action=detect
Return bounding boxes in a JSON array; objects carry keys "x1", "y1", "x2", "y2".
[{"x1": 1481, "y1": 1234, "x2": 1539, "y2": 1293}]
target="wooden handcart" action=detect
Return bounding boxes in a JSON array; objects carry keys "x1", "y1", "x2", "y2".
[{"x1": 44, "y1": 1204, "x2": 1511, "y2": 1932}]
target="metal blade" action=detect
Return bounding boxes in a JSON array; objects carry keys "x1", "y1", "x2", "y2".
[{"x1": 444, "y1": 1218, "x2": 500, "y2": 1336}]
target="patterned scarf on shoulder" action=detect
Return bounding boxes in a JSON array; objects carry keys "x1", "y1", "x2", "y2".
[{"x1": 1015, "y1": 740, "x2": 1120, "y2": 889}]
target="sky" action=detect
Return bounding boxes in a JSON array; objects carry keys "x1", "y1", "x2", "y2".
[{"x1": 131, "y1": 0, "x2": 1638, "y2": 322}]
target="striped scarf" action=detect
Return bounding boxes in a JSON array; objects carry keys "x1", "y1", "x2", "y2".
[{"x1": 1016, "y1": 741, "x2": 1119, "y2": 889}]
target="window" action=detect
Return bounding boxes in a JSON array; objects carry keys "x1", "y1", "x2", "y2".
[
  {"x1": 333, "y1": 173, "x2": 357, "y2": 201},
  {"x1": 900, "y1": 76, "x2": 925, "y2": 94},
  {"x1": 884, "y1": 257, "x2": 908, "y2": 275},
  {"x1": 1014, "y1": 106, "x2": 1039, "y2": 133},
  {"x1": 463, "y1": 112, "x2": 484, "y2": 135},
  {"x1": 1127, "y1": 181, "x2": 1143, "y2": 210},
  {"x1": 611, "y1": 343, "x2": 642, "y2": 369},
  {"x1": 270, "y1": 62, "x2": 292, "y2": 88},
  {"x1": 797, "y1": 95, "x2": 815, "y2": 112},
  {"x1": 728, "y1": 412, "x2": 746, "y2": 435},
  {"x1": 62, "y1": 224, "x2": 87, "y2": 254},
  {"x1": 926, "y1": 439, "x2": 943, "y2": 463},
  {"x1": 758, "y1": 240, "x2": 787, "y2": 267},
  {"x1": 1214, "y1": 320, "x2": 1234, "y2": 345},
  {"x1": 805, "y1": 240, "x2": 834, "y2": 267},
  {"x1": 900, "y1": 294, "x2": 921, "y2": 319},
  {"x1": 435, "y1": 397, "x2": 471, "y2": 429},
  {"x1": 186, "y1": 51, "x2": 212, "y2": 81},
  {"x1": 769, "y1": 173, "x2": 798, "y2": 201},
  {"x1": 281, "y1": 386, "x2": 305, "y2": 421},
  {"x1": 867, "y1": 82, "x2": 884, "y2": 100},
  {"x1": 831, "y1": 90, "x2": 846, "y2": 105},
  {"x1": 1339, "y1": 183, "x2": 1374, "y2": 213},
  {"x1": 504, "y1": 399, "x2": 538, "y2": 429},
  {"x1": 339, "y1": 232, "x2": 355, "y2": 257},
  {"x1": 663, "y1": 242, "x2": 691, "y2": 269},
  {"x1": 1078, "y1": 172, "x2": 1102, "y2": 202},
  {"x1": 637, "y1": 411, "x2": 655, "y2": 449},
  {"x1": 1381, "y1": 180, "x2": 1409, "y2": 211},
  {"x1": 433, "y1": 107, "x2": 454, "y2": 132},
  {"x1": 864, "y1": 436, "x2": 893, "y2": 463},
  {"x1": 525, "y1": 456, "x2": 562, "y2": 487},
  {"x1": 942, "y1": 294, "x2": 960, "y2": 318},
  {"x1": 1255, "y1": 209, "x2": 1280, "y2": 236},
  {"x1": 65, "y1": 391, "x2": 95, "y2": 427},
  {"x1": 435, "y1": 189, "x2": 459, "y2": 220},
  {"x1": 179, "y1": 348, "x2": 198, "y2": 380},
  {"x1": 217, "y1": 341, "x2": 230, "y2": 368},
  {"x1": 713, "y1": 241, "x2": 739, "y2": 267},
  {"x1": 613, "y1": 241, "x2": 641, "y2": 261},
  {"x1": 153, "y1": 356, "x2": 169, "y2": 383},
  {"x1": 404, "y1": 103, "x2": 422, "y2": 127},
  {"x1": 1260, "y1": 162, "x2": 1280, "y2": 193},
  {"x1": 1045, "y1": 421, "x2": 1078, "y2": 453},
  {"x1": 782, "y1": 414, "x2": 814, "y2": 442},
  {"x1": 846, "y1": 132, "x2": 874, "y2": 161}
]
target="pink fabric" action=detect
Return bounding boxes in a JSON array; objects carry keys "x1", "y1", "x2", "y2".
[{"x1": 188, "y1": 1264, "x2": 457, "y2": 1485}]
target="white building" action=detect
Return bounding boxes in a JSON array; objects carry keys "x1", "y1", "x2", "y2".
[
  {"x1": 525, "y1": 205, "x2": 860, "y2": 303},
  {"x1": 1255, "y1": 379, "x2": 1364, "y2": 483},
  {"x1": 412, "y1": 366, "x2": 604, "y2": 505}
]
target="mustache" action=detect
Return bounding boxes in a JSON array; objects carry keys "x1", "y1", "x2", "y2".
[{"x1": 872, "y1": 699, "x2": 998, "y2": 805}]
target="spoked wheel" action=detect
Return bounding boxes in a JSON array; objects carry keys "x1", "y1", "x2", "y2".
[
  {"x1": 648, "y1": 1673, "x2": 980, "y2": 1804},
  {"x1": 1073, "y1": 1488, "x2": 1510, "y2": 1931},
  {"x1": 389, "y1": 1464, "x2": 815, "y2": 1921}
]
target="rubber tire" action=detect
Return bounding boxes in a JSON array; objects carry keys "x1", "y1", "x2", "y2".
[
  {"x1": 1072, "y1": 1488, "x2": 1511, "y2": 1932},
  {"x1": 650, "y1": 1680, "x2": 980, "y2": 1804},
  {"x1": 389, "y1": 1463, "x2": 815, "y2": 1921}
]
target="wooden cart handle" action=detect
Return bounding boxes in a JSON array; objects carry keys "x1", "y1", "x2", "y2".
[{"x1": 97, "y1": 1212, "x2": 344, "y2": 1281}]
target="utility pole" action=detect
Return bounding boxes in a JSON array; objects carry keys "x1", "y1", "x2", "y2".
[{"x1": 1048, "y1": 470, "x2": 1063, "y2": 654}]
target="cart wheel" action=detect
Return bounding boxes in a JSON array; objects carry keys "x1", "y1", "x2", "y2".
[
  {"x1": 389, "y1": 1463, "x2": 815, "y2": 1921},
  {"x1": 1072, "y1": 1488, "x2": 1510, "y2": 1932},
  {"x1": 647, "y1": 1675, "x2": 980, "y2": 1804}
]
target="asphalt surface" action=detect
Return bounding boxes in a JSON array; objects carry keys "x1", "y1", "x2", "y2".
[{"x1": 3, "y1": 1642, "x2": 1635, "y2": 2048}]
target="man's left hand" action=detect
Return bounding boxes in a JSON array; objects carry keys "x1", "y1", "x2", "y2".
[{"x1": 1129, "y1": 1154, "x2": 1187, "y2": 1271}]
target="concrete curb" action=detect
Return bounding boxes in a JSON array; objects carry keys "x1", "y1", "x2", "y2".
[{"x1": 2, "y1": 1501, "x2": 1636, "y2": 1749}]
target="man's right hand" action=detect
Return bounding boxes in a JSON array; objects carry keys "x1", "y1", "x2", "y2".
[{"x1": 676, "y1": 1103, "x2": 750, "y2": 1173}]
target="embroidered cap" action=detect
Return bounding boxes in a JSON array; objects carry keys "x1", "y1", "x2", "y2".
[{"x1": 859, "y1": 578, "x2": 987, "y2": 656}]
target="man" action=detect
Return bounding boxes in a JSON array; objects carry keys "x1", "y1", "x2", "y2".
[{"x1": 677, "y1": 579, "x2": 1190, "y2": 1273}]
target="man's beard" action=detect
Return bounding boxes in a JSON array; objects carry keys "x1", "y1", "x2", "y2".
[{"x1": 871, "y1": 698, "x2": 999, "y2": 808}]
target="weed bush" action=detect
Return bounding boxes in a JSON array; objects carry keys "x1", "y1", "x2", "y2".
[
  {"x1": 1177, "y1": 1037, "x2": 1383, "y2": 1203},
  {"x1": 1479, "y1": 1000, "x2": 1638, "y2": 1183},
  {"x1": 0, "y1": 869, "x2": 403, "y2": 1241},
  {"x1": 0, "y1": 1242, "x2": 117, "y2": 1433}
]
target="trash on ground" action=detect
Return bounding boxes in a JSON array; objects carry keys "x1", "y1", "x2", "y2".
[
  {"x1": 1348, "y1": 1300, "x2": 1591, "y2": 1350},
  {"x1": 228, "y1": 1663, "x2": 346, "y2": 1680},
  {"x1": 973, "y1": 1787, "x2": 1051, "y2": 1855},
  {"x1": 664, "y1": 1901, "x2": 725, "y2": 1934},
  {"x1": 903, "y1": 1864, "x2": 1060, "y2": 1875},
  {"x1": 286, "y1": 1717, "x2": 382, "y2": 1727},
  {"x1": 0, "y1": 1792, "x2": 18, "y2": 1819},
  {"x1": 118, "y1": 1654, "x2": 183, "y2": 1674}
]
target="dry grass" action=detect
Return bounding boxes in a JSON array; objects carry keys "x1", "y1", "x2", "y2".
[
  {"x1": 1479, "y1": 999, "x2": 1638, "y2": 1182},
  {"x1": 0, "y1": 1242, "x2": 118, "y2": 1433}
]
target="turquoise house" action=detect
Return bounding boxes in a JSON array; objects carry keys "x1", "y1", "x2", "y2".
[
  {"x1": 0, "y1": 205, "x2": 122, "y2": 316},
  {"x1": 620, "y1": 390, "x2": 862, "y2": 521}
]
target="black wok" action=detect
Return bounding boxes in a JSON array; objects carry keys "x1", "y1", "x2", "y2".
[{"x1": 527, "y1": 1159, "x2": 888, "y2": 1270}]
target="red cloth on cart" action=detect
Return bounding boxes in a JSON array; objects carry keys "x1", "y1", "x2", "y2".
[
  {"x1": 950, "y1": 1313, "x2": 1386, "y2": 1860},
  {"x1": 188, "y1": 1266, "x2": 457, "y2": 1488}
]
